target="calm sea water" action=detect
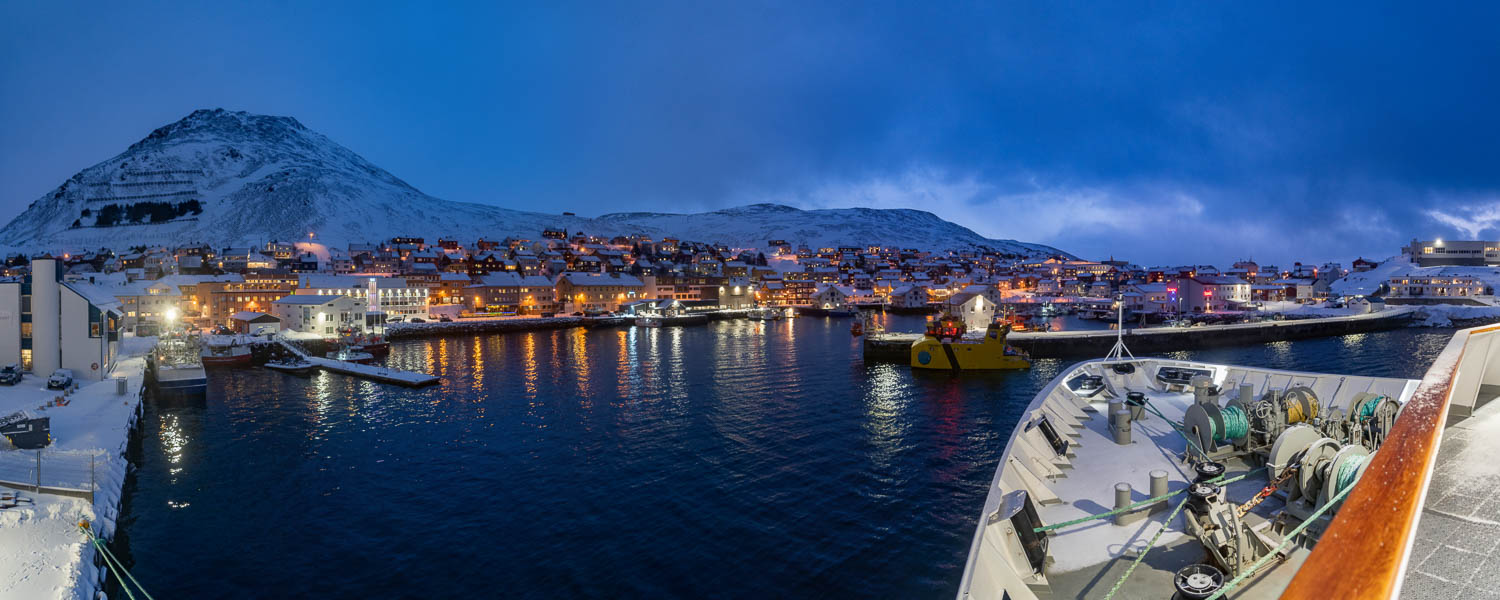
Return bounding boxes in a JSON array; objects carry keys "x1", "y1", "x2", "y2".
[{"x1": 116, "y1": 316, "x2": 1455, "y2": 598}]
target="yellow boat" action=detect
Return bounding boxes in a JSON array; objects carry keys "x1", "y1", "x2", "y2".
[{"x1": 911, "y1": 315, "x2": 1032, "y2": 371}]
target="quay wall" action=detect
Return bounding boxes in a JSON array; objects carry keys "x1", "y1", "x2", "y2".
[
  {"x1": 863, "y1": 309, "x2": 1418, "y2": 362},
  {"x1": 386, "y1": 310, "x2": 751, "y2": 340}
]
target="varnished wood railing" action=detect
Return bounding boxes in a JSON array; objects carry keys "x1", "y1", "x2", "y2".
[{"x1": 1282, "y1": 324, "x2": 1500, "y2": 598}]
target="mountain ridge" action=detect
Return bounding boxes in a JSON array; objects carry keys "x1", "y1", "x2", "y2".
[{"x1": 0, "y1": 109, "x2": 1071, "y2": 258}]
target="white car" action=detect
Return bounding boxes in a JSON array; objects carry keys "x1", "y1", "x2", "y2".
[{"x1": 46, "y1": 369, "x2": 74, "y2": 390}]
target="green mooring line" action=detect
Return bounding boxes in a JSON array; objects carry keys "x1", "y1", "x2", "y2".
[{"x1": 1032, "y1": 469, "x2": 1255, "y2": 533}]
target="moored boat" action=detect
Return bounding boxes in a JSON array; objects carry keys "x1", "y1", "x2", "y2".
[
  {"x1": 264, "y1": 357, "x2": 317, "y2": 375},
  {"x1": 200, "y1": 337, "x2": 253, "y2": 368},
  {"x1": 150, "y1": 335, "x2": 207, "y2": 397},
  {"x1": 634, "y1": 316, "x2": 662, "y2": 328},
  {"x1": 326, "y1": 348, "x2": 375, "y2": 364},
  {"x1": 911, "y1": 315, "x2": 1031, "y2": 371}
]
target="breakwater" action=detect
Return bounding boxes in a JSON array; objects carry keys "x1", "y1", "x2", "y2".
[{"x1": 864, "y1": 308, "x2": 1419, "y2": 361}]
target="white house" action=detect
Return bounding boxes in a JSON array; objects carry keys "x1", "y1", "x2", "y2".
[
  {"x1": 946, "y1": 291, "x2": 994, "y2": 330},
  {"x1": 889, "y1": 285, "x2": 929, "y2": 310},
  {"x1": 271, "y1": 295, "x2": 365, "y2": 337},
  {"x1": 295, "y1": 275, "x2": 429, "y2": 320},
  {"x1": 0, "y1": 256, "x2": 124, "y2": 381},
  {"x1": 811, "y1": 284, "x2": 856, "y2": 309}
]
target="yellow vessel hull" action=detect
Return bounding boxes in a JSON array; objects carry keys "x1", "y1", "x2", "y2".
[{"x1": 910, "y1": 338, "x2": 1032, "y2": 370}]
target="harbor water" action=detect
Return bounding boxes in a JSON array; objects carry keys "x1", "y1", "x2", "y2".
[{"x1": 117, "y1": 315, "x2": 1455, "y2": 598}]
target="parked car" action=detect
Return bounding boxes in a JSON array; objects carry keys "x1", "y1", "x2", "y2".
[
  {"x1": 0, "y1": 364, "x2": 21, "y2": 385},
  {"x1": 46, "y1": 369, "x2": 74, "y2": 390},
  {"x1": 439, "y1": 316, "x2": 453, "y2": 322},
  {"x1": 409, "y1": 318, "x2": 426, "y2": 323}
]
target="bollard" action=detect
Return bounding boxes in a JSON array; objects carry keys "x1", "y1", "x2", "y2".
[
  {"x1": 1192, "y1": 376, "x2": 1215, "y2": 405},
  {"x1": 1111, "y1": 409, "x2": 1132, "y2": 445},
  {"x1": 1108, "y1": 399, "x2": 1126, "y2": 427},
  {"x1": 1150, "y1": 470, "x2": 1169, "y2": 513},
  {"x1": 1114, "y1": 483, "x2": 1138, "y2": 525}
]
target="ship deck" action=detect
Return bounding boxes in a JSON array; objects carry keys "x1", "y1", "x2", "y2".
[
  {"x1": 1402, "y1": 385, "x2": 1500, "y2": 598},
  {"x1": 959, "y1": 358, "x2": 1420, "y2": 600}
]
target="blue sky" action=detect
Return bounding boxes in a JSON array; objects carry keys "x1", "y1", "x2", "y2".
[{"x1": 2, "y1": 2, "x2": 1497, "y2": 265}]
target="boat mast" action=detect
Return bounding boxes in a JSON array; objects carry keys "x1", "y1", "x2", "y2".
[{"x1": 1105, "y1": 292, "x2": 1134, "y2": 361}]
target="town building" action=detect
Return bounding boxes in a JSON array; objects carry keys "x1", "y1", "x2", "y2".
[
  {"x1": 554, "y1": 272, "x2": 644, "y2": 313},
  {"x1": 466, "y1": 272, "x2": 559, "y2": 315},
  {"x1": 270, "y1": 294, "x2": 365, "y2": 336},
  {"x1": 1404, "y1": 239, "x2": 1500, "y2": 267},
  {"x1": 294, "y1": 275, "x2": 430, "y2": 320},
  {"x1": 0, "y1": 256, "x2": 123, "y2": 380}
]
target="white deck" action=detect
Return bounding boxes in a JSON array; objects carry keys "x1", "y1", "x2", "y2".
[{"x1": 958, "y1": 358, "x2": 1421, "y2": 600}]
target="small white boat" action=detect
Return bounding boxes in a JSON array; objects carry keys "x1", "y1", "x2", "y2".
[
  {"x1": 747, "y1": 307, "x2": 783, "y2": 321},
  {"x1": 634, "y1": 316, "x2": 662, "y2": 328},
  {"x1": 264, "y1": 358, "x2": 317, "y2": 375},
  {"x1": 327, "y1": 349, "x2": 375, "y2": 363}
]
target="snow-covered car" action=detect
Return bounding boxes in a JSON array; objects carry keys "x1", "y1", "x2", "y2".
[
  {"x1": 0, "y1": 364, "x2": 20, "y2": 385},
  {"x1": 46, "y1": 369, "x2": 74, "y2": 390}
]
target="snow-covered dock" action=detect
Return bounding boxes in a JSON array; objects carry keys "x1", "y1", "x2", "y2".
[
  {"x1": 306, "y1": 357, "x2": 441, "y2": 387},
  {"x1": 0, "y1": 335, "x2": 154, "y2": 600},
  {"x1": 274, "y1": 339, "x2": 440, "y2": 387}
]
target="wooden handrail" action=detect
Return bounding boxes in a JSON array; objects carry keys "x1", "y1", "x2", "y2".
[{"x1": 1281, "y1": 325, "x2": 1498, "y2": 597}]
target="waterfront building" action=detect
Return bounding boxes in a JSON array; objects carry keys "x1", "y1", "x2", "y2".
[
  {"x1": 0, "y1": 256, "x2": 123, "y2": 380},
  {"x1": 1404, "y1": 238, "x2": 1500, "y2": 267},
  {"x1": 295, "y1": 275, "x2": 429, "y2": 320},
  {"x1": 270, "y1": 294, "x2": 364, "y2": 336},
  {"x1": 945, "y1": 291, "x2": 995, "y2": 330},
  {"x1": 888, "y1": 285, "x2": 930, "y2": 310},
  {"x1": 811, "y1": 284, "x2": 855, "y2": 309},
  {"x1": 229, "y1": 311, "x2": 281, "y2": 335},
  {"x1": 195, "y1": 274, "x2": 295, "y2": 325},
  {"x1": 1120, "y1": 282, "x2": 1177, "y2": 315},
  {"x1": 1179, "y1": 275, "x2": 1252, "y2": 312},
  {"x1": 467, "y1": 272, "x2": 558, "y2": 314},
  {"x1": 1387, "y1": 274, "x2": 1491, "y2": 299},
  {"x1": 555, "y1": 272, "x2": 644, "y2": 313}
]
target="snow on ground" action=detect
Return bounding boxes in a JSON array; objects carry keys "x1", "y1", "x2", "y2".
[
  {"x1": 1406, "y1": 305, "x2": 1500, "y2": 327},
  {"x1": 0, "y1": 335, "x2": 153, "y2": 600},
  {"x1": 1332, "y1": 255, "x2": 1500, "y2": 297}
]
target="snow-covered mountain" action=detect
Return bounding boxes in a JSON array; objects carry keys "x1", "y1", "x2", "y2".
[
  {"x1": 0, "y1": 109, "x2": 1068, "y2": 257},
  {"x1": 598, "y1": 204, "x2": 1064, "y2": 256}
]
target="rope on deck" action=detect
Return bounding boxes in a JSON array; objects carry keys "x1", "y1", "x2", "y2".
[
  {"x1": 1104, "y1": 495, "x2": 1193, "y2": 600},
  {"x1": 1206, "y1": 475, "x2": 1359, "y2": 600},
  {"x1": 1033, "y1": 470, "x2": 1255, "y2": 533}
]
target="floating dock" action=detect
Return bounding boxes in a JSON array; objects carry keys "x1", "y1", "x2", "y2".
[
  {"x1": 864, "y1": 308, "x2": 1419, "y2": 362},
  {"x1": 274, "y1": 340, "x2": 440, "y2": 387}
]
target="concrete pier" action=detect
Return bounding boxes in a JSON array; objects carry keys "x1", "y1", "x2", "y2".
[{"x1": 863, "y1": 308, "x2": 1417, "y2": 362}]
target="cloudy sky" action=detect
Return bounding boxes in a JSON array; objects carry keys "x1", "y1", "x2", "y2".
[{"x1": 2, "y1": 2, "x2": 1497, "y2": 265}]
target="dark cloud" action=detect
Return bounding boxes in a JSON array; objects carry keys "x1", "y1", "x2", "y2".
[{"x1": 2, "y1": 2, "x2": 1498, "y2": 264}]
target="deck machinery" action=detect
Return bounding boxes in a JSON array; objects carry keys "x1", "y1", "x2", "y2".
[{"x1": 958, "y1": 358, "x2": 1419, "y2": 600}]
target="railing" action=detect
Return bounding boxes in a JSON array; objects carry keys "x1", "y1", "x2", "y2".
[
  {"x1": 1283, "y1": 323, "x2": 1499, "y2": 597},
  {"x1": 0, "y1": 449, "x2": 103, "y2": 502}
]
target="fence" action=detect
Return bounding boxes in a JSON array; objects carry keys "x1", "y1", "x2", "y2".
[{"x1": 0, "y1": 448, "x2": 102, "y2": 502}]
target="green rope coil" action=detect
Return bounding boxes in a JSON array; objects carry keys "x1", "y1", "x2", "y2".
[
  {"x1": 1358, "y1": 395, "x2": 1384, "y2": 420},
  {"x1": 1217, "y1": 405, "x2": 1250, "y2": 442},
  {"x1": 1331, "y1": 454, "x2": 1366, "y2": 498}
]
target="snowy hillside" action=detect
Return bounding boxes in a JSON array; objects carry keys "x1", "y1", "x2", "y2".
[
  {"x1": 1331, "y1": 255, "x2": 1500, "y2": 297},
  {"x1": 599, "y1": 204, "x2": 1067, "y2": 256},
  {"x1": 0, "y1": 109, "x2": 1067, "y2": 257}
]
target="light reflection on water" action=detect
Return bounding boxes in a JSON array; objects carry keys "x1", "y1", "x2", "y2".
[{"x1": 122, "y1": 317, "x2": 1458, "y2": 599}]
